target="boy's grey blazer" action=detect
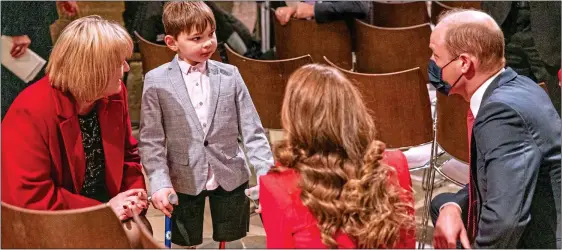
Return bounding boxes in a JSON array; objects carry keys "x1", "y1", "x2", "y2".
[{"x1": 139, "y1": 56, "x2": 273, "y2": 196}]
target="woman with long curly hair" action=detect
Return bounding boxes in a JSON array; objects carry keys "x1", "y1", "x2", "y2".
[{"x1": 259, "y1": 64, "x2": 416, "y2": 248}]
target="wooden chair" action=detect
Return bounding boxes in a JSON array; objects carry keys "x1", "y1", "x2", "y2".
[
  {"x1": 135, "y1": 31, "x2": 177, "y2": 76},
  {"x1": 354, "y1": 19, "x2": 432, "y2": 81},
  {"x1": 135, "y1": 31, "x2": 222, "y2": 76},
  {"x1": 273, "y1": 18, "x2": 352, "y2": 70},
  {"x1": 418, "y1": 92, "x2": 470, "y2": 248},
  {"x1": 324, "y1": 56, "x2": 433, "y2": 150},
  {"x1": 225, "y1": 45, "x2": 313, "y2": 129},
  {"x1": 133, "y1": 215, "x2": 165, "y2": 249},
  {"x1": 371, "y1": 1, "x2": 430, "y2": 27},
  {"x1": 434, "y1": 92, "x2": 470, "y2": 186},
  {"x1": 431, "y1": 1, "x2": 482, "y2": 25},
  {"x1": 538, "y1": 82, "x2": 549, "y2": 94},
  {"x1": 1, "y1": 202, "x2": 132, "y2": 248}
]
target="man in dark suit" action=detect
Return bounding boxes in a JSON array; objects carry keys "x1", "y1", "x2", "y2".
[
  {"x1": 428, "y1": 9, "x2": 561, "y2": 248},
  {"x1": 482, "y1": 1, "x2": 561, "y2": 115}
]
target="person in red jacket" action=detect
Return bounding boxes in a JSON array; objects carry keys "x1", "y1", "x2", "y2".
[
  {"x1": 1, "y1": 15, "x2": 150, "y2": 246},
  {"x1": 259, "y1": 64, "x2": 416, "y2": 248}
]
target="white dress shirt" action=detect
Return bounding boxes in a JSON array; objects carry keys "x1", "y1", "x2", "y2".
[
  {"x1": 178, "y1": 58, "x2": 218, "y2": 191},
  {"x1": 469, "y1": 68, "x2": 505, "y2": 118},
  {"x1": 440, "y1": 68, "x2": 505, "y2": 213}
]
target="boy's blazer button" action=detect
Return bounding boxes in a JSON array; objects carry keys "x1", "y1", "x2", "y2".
[{"x1": 204, "y1": 141, "x2": 209, "y2": 147}]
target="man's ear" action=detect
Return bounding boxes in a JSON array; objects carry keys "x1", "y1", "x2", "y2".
[
  {"x1": 459, "y1": 53, "x2": 477, "y2": 79},
  {"x1": 459, "y1": 53, "x2": 473, "y2": 74},
  {"x1": 164, "y1": 35, "x2": 178, "y2": 52}
]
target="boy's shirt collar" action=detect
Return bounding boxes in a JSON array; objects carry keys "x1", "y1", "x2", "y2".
[{"x1": 178, "y1": 58, "x2": 207, "y2": 75}]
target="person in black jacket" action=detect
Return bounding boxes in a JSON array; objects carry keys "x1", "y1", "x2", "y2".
[
  {"x1": 482, "y1": 1, "x2": 561, "y2": 115},
  {"x1": 274, "y1": 1, "x2": 369, "y2": 25},
  {"x1": 1, "y1": 1, "x2": 77, "y2": 120}
]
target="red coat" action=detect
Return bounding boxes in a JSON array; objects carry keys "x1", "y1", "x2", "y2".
[
  {"x1": 1, "y1": 77, "x2": 146, "y2": 210},
  {"x1": 260, "y1": 150, "x2": 416, "y2": 248}
]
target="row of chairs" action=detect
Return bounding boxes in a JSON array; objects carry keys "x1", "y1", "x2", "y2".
[{"x1": 274, "y1": 1, "x2": 482, "y2": 78}]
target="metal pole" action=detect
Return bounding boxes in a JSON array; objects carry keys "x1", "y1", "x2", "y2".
[{"x1": 264, "y1": 1, "x2": 270, "y2": 52}]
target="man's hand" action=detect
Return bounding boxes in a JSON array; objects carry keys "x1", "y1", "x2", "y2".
[
  {"x1": 150, "y1": 187, "x2": 177, "y2": 217},
  {"x1": 274, "y1": 3, "x2": 315, "y2": 25},
  {"x1": 10, "y1": 35, "x2": 31, "y2": 58},
  {"x1": 433, "y1": 204, "x2": 471, "y2": 249},
  {"x1": 275, "y1": 7, "x2": 297, "y2": 25},
  {"x1": 293, "y1": 3, "x2": 315, "y2": 19}
]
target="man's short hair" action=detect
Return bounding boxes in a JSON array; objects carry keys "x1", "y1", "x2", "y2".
[{"x1": 438, "y1": 9, "x2": 505, "y2": 72}]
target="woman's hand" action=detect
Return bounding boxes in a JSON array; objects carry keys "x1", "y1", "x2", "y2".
[
  {"x1": 150, "y1": 187, "x2": 177, "y2": 217},
  {"x1": 108, "y1": 189, "x2": 148, "y2": 221}
]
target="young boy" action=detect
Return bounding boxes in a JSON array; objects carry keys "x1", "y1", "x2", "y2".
[{"x1": 139, "y1": 1, "x2": 273, "y2": 247}]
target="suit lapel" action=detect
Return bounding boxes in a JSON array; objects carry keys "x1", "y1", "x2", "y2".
[
  {"x1": 168, "y1": 55, "x2": 205, "y2": 136},
  {"x1": 470, "y1": 67, "x2": 518, "y2": 225},
  {"x1": 53, "y1": 90, "x2": 85, "y2": 194},
  {"x1": 97, "y1": 98, "x2": 124, "y2": 197},
  {"x1": 205, "y1": 61, "x2": 221, "y2": 138}
]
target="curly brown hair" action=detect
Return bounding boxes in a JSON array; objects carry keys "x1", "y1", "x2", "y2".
[{"x1": 273, "y1": 64, "x2": 415, "y2": 248}]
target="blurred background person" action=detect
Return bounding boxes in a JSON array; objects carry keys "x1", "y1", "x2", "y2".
[
  {"x1": 1, "y1": 1, "x2": 78, "y2": 120},
  {"x1": 483, "y1": 1, "x2": 561, "y2": 115}
]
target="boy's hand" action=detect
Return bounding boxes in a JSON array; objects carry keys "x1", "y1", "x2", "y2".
[
  {"x1": 244, "y1": 185, "x2": 259, "y2": 200},
  {"x1": 150, "y1": 188, "x2": 178, "y2": 217}
]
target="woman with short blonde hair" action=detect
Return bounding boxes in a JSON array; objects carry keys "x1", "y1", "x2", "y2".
[
  {"x1": 2, "y1": 15, "x2": 150, "y2": 247},
  {"x1": 47, "y1": 15, "x2": 133, "y2": 102}
]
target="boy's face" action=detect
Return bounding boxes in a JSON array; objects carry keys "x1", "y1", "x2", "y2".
[{"x1": 165, "y1": 24, "x2": 217, "y2": 66}]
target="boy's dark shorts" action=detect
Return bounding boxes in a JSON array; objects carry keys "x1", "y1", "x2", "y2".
[{"x1": 171, "y1": 182, "x2": 250, "y2": 246}]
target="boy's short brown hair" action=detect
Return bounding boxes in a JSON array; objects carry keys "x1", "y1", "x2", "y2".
[{"x1": 163, "y1": 1, "x2": 216, "y2": 38}]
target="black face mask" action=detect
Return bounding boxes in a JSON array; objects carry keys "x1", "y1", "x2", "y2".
[{"x1": 428, "y1": 57, "x2": 462, "y2": 95}]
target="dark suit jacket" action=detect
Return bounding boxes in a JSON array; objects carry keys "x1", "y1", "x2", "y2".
[
  {"x1": 451, "y1": 68, "x2": 561, "y2": 248},
  {"x1": 1, "y1": 77, "x2": 146, "y2": 210},
  {"x1": 482, "y1": 1, "x2": 561, "y2": 68}
]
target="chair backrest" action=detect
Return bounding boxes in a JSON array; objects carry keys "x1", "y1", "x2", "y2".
[
  {"x1": 135, "y1": 31, "x2": 176, "y2": 76},
  {"x1": 435, "y1": 92, "x2": 470, "y2": 163},
  {"x1": 1, "y1": 202, "x2": 132, "y2": 248},
  {"x1": 324, "y1": 56, "x2": 433, "y2": 149},
  {"x1": 431, "y1": 1, "x2": 482, "y2": 25},
  {"x1": 354, "y1": 19, "x2": 432, "y2": 81},
  {"x1": 225, "y1": 44, "x2": 313, "y2": 129},
  {"x1": 273, "y1": 18, "x2": 352, "y2": 70},
  {"x1": 135, "y1": 31, "x2": 222, "y2": 76},
  {"x1": 371, "y1": 1, "x2": 430, "y2": 27},
  {"x1": 538, "y1": 82, "x2": 549, "y2": 94},
  {"x1": 133, "y1": 215, "x2": 165, "y2": 249}
]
